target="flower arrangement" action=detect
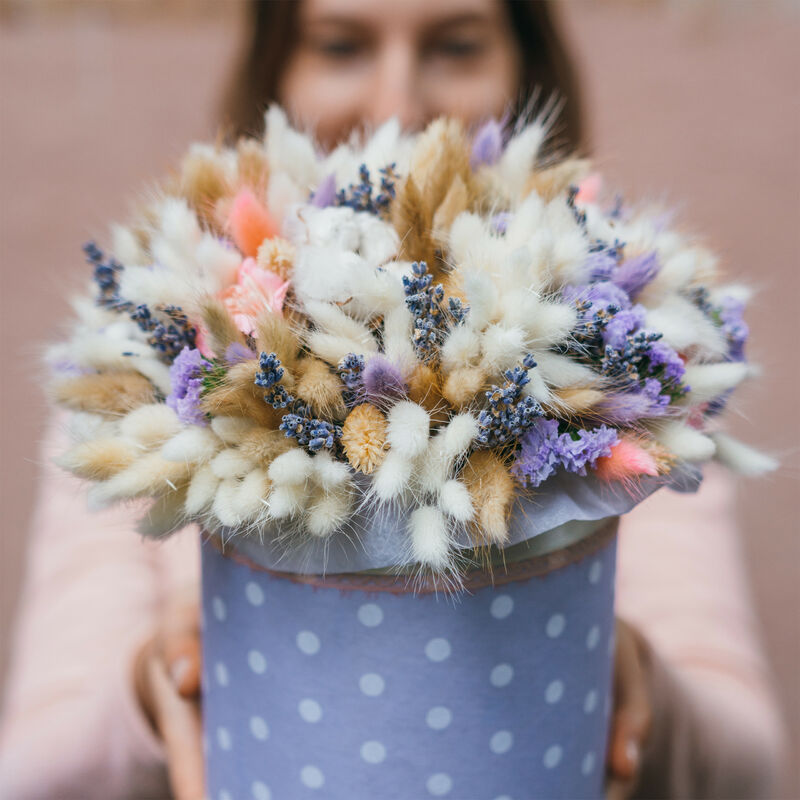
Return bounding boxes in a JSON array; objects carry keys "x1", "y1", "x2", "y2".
[{"x1": 47, "y1": 107, "x2": 773, "y2": 584}]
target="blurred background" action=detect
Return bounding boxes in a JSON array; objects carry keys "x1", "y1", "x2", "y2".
[{"x1": 1, "y1": 0, "x2": 798, "y2": 793}]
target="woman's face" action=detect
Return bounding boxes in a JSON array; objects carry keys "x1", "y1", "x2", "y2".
[{"x1": 278, "y1": 0, "x2": 521, "y2": 148}]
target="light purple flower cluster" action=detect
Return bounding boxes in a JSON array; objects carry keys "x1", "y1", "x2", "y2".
[
  {"x1": 166, "y1": 346, "x2": 212, "y2": 426},
  {"x1": 511, "y1": 418, "x2": 618, "y2": 488},
  {"x1": 361, "y1": 355, "x2": 408, "y2": 404}
]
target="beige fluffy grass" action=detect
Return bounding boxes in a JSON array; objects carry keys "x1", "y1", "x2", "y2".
[
  {"x1": 58, "y1": 439, "x2": 139, "y2": 481},
  {"x1": 53, "y1": 372, "x2": 155, "y2": 415},
  {"x1": 341, "y1": 404, "x2": 387, "y2": 474},
  {"x1": 238, "y1": 427, "x2": 294, "y2": 466},
  {"x1": 442, "y1": 366, "x2": 485, "y2": 409},
  {"x1": 295, "y1": 357, "x2": 347, "y2": 420},
  {"x1": 201, "y1": 361, "x2": 281, "y2": 427},
  {"x1": 257, "y1": 237, "x2": 295, "y2": 281},
  {"x1": 462, "y1": 450, "x2": 515, "y2": 547},
  {"x1": 199, "y1": 296, "x2": 246, "y2": 356}
]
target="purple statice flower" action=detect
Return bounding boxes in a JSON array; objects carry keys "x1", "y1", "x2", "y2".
[
  {"x1": 475, "y1": 355, "x2": 543, "y2": 448},
  {"x1": 512, "y1": 418, "x2": 618, "y2": 487},
  {"x1": 556, "y1": 426, "x2": 618, "y2": 477},
  {"x1": 362, "y1": 355, "x2": 407, "y2": 403},
  {"x1": 511, "y1": 417, "x2": 561, "y2": 486},
  {"x1": 612, "y1": 252, "x2": 660, "y2": 298},
  {"x1": 470, "y1": 119, "x2": 504, "y2": 168},
  {"x1": 490, "y1": 211, "x2": 512, "y2": 235},
  {"x1": 224, "y1": 342, "x2": 256, "y2": 365},
  {"x1": 602, "y1": 306, "x2": 646, "y2": 350},
  {"x1": 166, "y1": 346, "x2": 212, "y2": 426},
  {"x1": 717, "y1": 295, "x2": 749, "y2": 361},
  {"x1": 583, "y1": 249, "x2": 618, "y2": 283},
  {"x1": 311, "y1": 173, "x2": 337, "y2": 208},
  {"x1": 646, "y1": 339, "x2": 686, "y2": 384}
]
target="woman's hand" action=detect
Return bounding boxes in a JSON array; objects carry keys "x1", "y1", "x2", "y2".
[
  {"x1": 133, "y1": 590, "x2": 205, "y2": 800},
  {"x1": 607, "y1": 618, "x2": 654, "y2": 800}
]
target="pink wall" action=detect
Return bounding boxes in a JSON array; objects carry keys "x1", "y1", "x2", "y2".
[{"x1": 1, "y1": 2, "x2": 797, "y2": 792}]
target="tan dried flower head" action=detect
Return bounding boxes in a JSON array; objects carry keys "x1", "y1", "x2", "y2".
[{"x1": 341, "y1": 404, "x2": 388, "y2": 474}]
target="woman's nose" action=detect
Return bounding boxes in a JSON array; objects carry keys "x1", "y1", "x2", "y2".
[{"x1": 365, "y1": 40, "x2": 426, "y2": 132}]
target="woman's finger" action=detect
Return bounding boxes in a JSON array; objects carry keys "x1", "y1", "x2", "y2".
[
  {"x1": 607, "y1": 621, "x2": 653, "y2": 790},
  {"x1": 146, "y1": 654, "x2": 206, "y2": 800},
  {"x1": 159, "y1": 597, "x2": 203, "y2": 698}
]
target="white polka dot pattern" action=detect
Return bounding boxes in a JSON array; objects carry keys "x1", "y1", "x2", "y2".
[{"x1": 201, "y1": 531, "x2": 618, "y2": 799}]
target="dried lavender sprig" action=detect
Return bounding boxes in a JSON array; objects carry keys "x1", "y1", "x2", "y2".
[
  {"x1": 256, "y1": 352, "x2": 342, "y2": 453},
  {"x1": 403, "y1": 261, "x2": 447, "y2": 363},
  {"x1": 335, "y1": 163, "x2": 398, "y2": 217},
  {"x1": 475, "y1": 354, "x2": 544, "y2": 449}
]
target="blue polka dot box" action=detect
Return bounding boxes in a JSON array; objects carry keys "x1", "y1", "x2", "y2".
[{"x1": 200, "y1": 515, "x2": 618, "y2": 800}]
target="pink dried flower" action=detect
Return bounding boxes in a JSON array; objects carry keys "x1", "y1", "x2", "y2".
[{"x1": 220, "y1": 257, "x2": 290, "y2": 336}]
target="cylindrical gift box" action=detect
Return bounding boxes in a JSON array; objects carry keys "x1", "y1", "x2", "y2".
[{"x1": 201, "y1": 518, "x2": 617, "y2": 800}]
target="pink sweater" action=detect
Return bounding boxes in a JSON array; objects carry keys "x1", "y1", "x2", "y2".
[{"x1": 0, "y1": 415, "x2": 786, "y2": 798}]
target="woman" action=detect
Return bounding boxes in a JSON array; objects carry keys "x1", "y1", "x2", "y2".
[{"x1": 0, "y1": 1, "x2": 785, "y2": 798}]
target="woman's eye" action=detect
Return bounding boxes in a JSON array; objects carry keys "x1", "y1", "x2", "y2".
[
  {"x1": 429, "y1": 38, "x2": 485, "y2": 60},
  {"x1": 315, "y1": 39, "x2": 365, "y2": 59}
]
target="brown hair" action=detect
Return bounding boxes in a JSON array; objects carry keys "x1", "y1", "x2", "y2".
[{"x1": 219, "y1": 0, "x2": 586, "y2": 153}]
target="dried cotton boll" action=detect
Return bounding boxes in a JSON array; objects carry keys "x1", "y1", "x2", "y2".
[
  {"x1": 210, "y1": 448, "x2": 256, "y2": 480},
  {"x1": 652, "y1": 421, "x2": 716, "y2": 462},
  {"x1": 56, "y1": 438, "x2": 139, "y2": 481},
  {"x1": 462, "y1": 450, "x2": 514, "y2": 546},
  {"x1": 439, "y1": 479, "x2": 475, "y2": 523},
  {"x1": 408, "y1": 506, "x2": 451, "y2": 571},
  {"x1": 440, "y1": 325, "x2": 481, "y2": 372},
  {"x1": 682, "y1": 362, "x2": 750, "y2": 405},
  {"x1": 341, "y1": 404, "x2": 388, "y2": 474},
  {"x1": 161, "y1": 427, "x2": 221, "y2": 464},
  {"x1": 185, "y1": 464, "x2": 220, "y2": 516},
  {"x1": 356, "y1": 213, "x2": 400, "y2": 266},
  {"x1": 372, "y1": 450, "x2": 414, "y2": 502},
  {"x1": 295, "y1": 358, "x2": 347, "y2": 420},
  {"x1": 212, "y1": 479, "x2": 244, "y2": 527},
  {"x1": 52, "y1": 372, "x2": 156, "y2": 416},
  {"x1": 119, "y1": 404, "x2": 180, "y2": 450},
  {"x1": 442, "y1": 367, "x2": 486, "y2": 409},
  {"x1": 386, "y1": 401, "x2": 430, "y2": 458},
  {"x1": 710, "y1": 432, "x2": 778, "y2": 476},
  {"x1": 210, "y1": 416, "x2": 258, "y2": 445},
  {"x1": 267, "y1": 448, "x2": 313, "y2": 487}
]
